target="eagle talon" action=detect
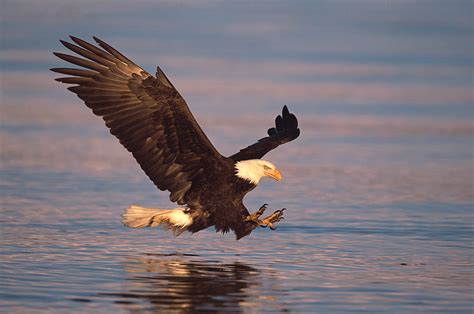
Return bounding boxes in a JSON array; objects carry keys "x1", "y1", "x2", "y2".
[
  {"x1": 256, "y1": 203, "x2": 268, "y2": 217},
  {"x1": 259, "y1": 208, "x2": 286, "y2": 230},
  {"x1": 244, "y1": 203, "x2": 269, "y2": 223}
]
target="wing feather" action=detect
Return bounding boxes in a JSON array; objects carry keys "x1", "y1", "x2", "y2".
[
  {"x1": 229, "y1": 105, "x2": 300, "y2": 161},
  {"x1": 51, "y1": 68, "x2": 97, "y2": 77},
  {"x1": 52, "y1": 36, "x2": 228, "y2": 206},
  {"x1": 69, "y1": 36, "x2": 120, "y2": 64},
  {"x1": 53, "y1": 52, "x2": 108, "y2": 72}
]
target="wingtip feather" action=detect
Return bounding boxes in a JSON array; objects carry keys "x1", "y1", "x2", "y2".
[
  {"x1": 69, "y1": 35, "x2": 81, "y2": 42},
  {"x1": 69, "y1": 36, "x2": 95, "y2": 49}
]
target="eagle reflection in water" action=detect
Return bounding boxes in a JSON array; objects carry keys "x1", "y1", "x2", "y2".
[{"x1": 101, "y1": 254, "x2": 286, "y2": 312}]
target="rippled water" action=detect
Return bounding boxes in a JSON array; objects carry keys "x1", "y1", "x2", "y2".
[
  {"x1": 1, "y1": 124, "x2": 472, "y2": 312},
  {"x1": 1, "y1": 0, "x2": 473, "y2": 312}
]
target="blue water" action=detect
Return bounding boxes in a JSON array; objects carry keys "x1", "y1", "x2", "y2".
[{"x1": 1, "y1": 126, "x2": 472, "y2": 312}]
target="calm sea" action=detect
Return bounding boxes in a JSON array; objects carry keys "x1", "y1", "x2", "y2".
[
  {"x1": 1, "y1": 1, "x2": 472, "y2": 312},
  {"x1": 1, "y1": 117, "x2": 472, "y2": 312}
]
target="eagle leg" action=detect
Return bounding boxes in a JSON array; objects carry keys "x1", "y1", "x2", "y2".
[
  {"x1": 259, "y1": 208, "x2": 286, "y2": 230},
  {"x1": 244, "y1": 203, "x2": 268, "y2": 223}
]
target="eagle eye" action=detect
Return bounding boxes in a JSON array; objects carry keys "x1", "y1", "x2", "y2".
[{"x1": 263, "y1": 165, "x2": 271, "y2": 170}]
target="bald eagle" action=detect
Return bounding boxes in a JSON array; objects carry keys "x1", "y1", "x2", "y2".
[{"x1": 51, "y1": 37, "x2": 300, "y2": 239}]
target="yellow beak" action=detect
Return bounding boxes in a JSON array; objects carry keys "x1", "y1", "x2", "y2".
[{"x1": 266, "y1": 168, "x2": 282, "y2": 181}]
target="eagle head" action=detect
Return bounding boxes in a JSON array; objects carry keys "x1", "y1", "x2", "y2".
[{"x1": 235, "y1": 159, "x2": 282, "y2": 185}]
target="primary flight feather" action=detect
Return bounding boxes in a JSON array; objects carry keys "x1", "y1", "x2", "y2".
[{"x1": 51, "y1": 36, "x2": 300, "y2": 239}]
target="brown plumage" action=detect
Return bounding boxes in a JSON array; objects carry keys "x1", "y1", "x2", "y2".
[{"x1": 51, "y1": 36, "x2": 300, "y2": 239}]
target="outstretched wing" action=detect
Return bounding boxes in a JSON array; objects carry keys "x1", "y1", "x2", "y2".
[
  {"x1": 229, "y1": 105, "x2": 300, "y2": 162},
  {"x1": 51, "y1": 36, "x2": 228, "y2": 205}
]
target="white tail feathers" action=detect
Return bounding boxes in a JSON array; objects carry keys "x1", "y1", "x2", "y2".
[{"x1": 122, "y1": 205, "x2": 193, "y2": 233}]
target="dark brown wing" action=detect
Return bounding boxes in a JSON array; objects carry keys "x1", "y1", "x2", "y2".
[
  {"x1": 229, "y1": 105, "x2": 300, "y2": 161},
  {"x1": 51, "y1": 36, "x2": 229, "y2": 205}
]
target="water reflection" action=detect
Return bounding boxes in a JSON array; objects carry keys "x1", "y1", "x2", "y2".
[{"x1": 102, "y1": 254, "x2": 281, "y2": 313}]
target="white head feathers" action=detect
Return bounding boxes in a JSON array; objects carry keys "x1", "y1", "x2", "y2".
[{"x1": 234, "y1": 159, "x2": 282, "y2": 185}]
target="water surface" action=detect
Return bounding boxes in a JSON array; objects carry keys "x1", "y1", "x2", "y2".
[
  {"x1": 1, "y1": 125, "x2": 472, "y2": 312},
  {"x1": 1, "y1": 0, "x2": 472, "y2": 312}
]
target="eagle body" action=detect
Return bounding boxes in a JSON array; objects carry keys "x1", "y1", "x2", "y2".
[
  {"x1": 52, "y1": 36, "x2": 300, "y2": 240},
  {"x1": 185, "y1": 173, "x2": 257, "y2": 239}
]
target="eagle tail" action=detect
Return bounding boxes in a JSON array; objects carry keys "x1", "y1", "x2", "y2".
[{"x1": 122, "y1": 205, "x2": 193, "y2": 234}]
